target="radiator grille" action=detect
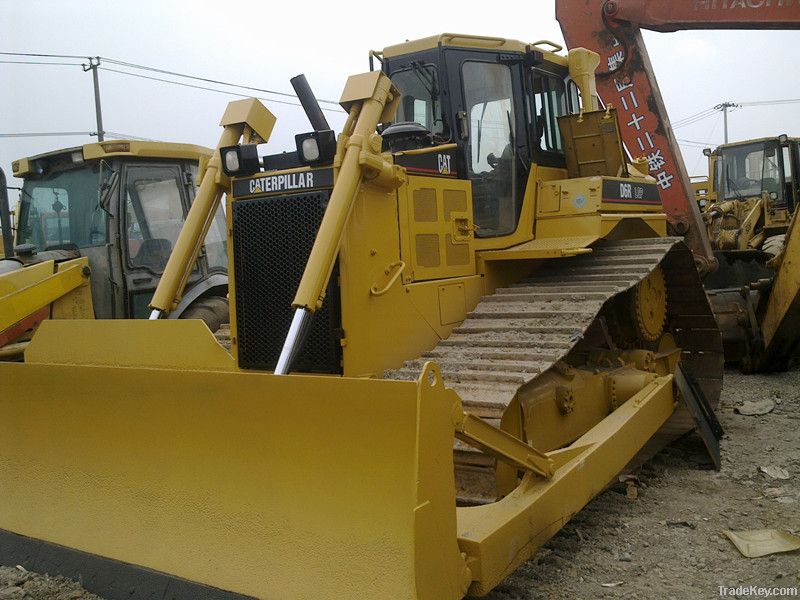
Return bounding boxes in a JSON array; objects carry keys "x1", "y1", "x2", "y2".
[{"x1": 231, "y1": 190, "x2": 342, "y2": 373}]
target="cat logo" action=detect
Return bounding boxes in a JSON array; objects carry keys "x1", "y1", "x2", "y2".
[{"x1": 437, "y1": 153, "x2": 452, "y2": 175}]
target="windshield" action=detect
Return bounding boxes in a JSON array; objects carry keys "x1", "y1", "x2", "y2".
[
  {"x1": 390, "y1": 63, "x2": 445, "y2": 137},
  {"x1": 17, "y1": 164, "x2": 108, "y2": 251},
  {"x1": 715, "y1": 141, "x2": 784, "y2": 205}
]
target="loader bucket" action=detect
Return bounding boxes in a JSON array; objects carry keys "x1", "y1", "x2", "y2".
[{"x1": 0, "y1": 320, "x2": 468, "y2": 600}]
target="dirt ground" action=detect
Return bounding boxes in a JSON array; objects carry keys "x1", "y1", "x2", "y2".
[{"x1": 1, "y1": 368, "x2": 798, "y2": 600}]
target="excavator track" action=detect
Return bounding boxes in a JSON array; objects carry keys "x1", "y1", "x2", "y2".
[{"x1": 388, "y1": 237, "x2": 723, "y2": 504}]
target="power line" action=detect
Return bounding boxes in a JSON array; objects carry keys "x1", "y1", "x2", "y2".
[
  {"x1": 102, "y1": 57, "x2": 340, "y2": 106},
  {"x1": 98, "y1": 66, "x2": 344, "y2": 114},
  {"x1": 3, "y1": 51, "x2": 342, "y2": 108},
  {"x1": 672, "y1": 109, "x2": 719, "y2": 129},
  {"x1": 677, "y1": 138, "x2": 712, "y2": 148},
  {"x1": 740, "y1": 98, "x2": 800, "y2": 107},
  {"x1": 0, "y1": 60, "x2": 83, "y2": 66},
  {"x1": 0, "y1": 131, "x2": 94, "y2": 138},
  {"x1": 0, "y1": 51, "x2": 92, "y2": 60},
  {"x1": 672, "y1": 107, "x2": 718, "y2": 127},
  {"x1": 105, "y1": 131, "x2": 154, "y2": 141}
]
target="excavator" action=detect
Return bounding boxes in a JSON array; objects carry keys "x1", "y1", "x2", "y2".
[
  {"x1": 0, "y1": 140, "x2": 230, "y2": 359},
  {"x1": 556, "y1": 0, "x2": 800, "y2": 372},
  {"x1": 0, "y1": 35, "x2": 724, "y2": 599}
]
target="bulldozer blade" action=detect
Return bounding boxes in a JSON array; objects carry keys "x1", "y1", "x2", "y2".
[{"x1": 0, "y1": 320, "x2": 469, "y2": 600}]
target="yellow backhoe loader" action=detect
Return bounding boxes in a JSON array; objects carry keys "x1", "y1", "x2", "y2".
[
  {"x1": 0, "y1": 35, "x2": 723, "y2": 599},
  {"x1": 698, "y1": 136, "x2": 800, "y2": 370},
  {"x1": 0, "y1": 141, "x2": 230, "y2": 359}
]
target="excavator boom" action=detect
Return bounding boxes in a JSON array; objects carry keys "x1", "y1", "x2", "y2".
[
  {"x1": 604, "y1": 0, "x2": 800, "y2": 31},
  {"x1": 556, "y1": 0, "x2": 800, "y2": 274}
]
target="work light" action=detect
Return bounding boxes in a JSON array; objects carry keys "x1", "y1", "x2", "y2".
[
  {"x1": 220, "y1": 144, "x2": 260, "y2": 177},
  {"x1": 295, "y1": 130, "x2": 336, "y2": 166}
]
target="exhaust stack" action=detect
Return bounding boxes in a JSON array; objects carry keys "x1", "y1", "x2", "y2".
[{"x1": 290, "y1": 74, "x2": 330, "y2": 132}]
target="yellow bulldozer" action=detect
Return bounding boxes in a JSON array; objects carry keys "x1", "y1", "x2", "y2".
[
  {"x1": 1, "y1": 35, "x2": 724, "y2": 599},
  {"x1": 0, "y1": 141, "x2": 230, "y2": 359}
]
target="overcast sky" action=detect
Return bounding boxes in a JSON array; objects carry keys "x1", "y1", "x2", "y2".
[{"x1": 2, "y1": 0, "x2": 798, "y2": 201}]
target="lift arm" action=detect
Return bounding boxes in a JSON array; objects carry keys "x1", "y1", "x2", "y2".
[
  {"x1": 148, "y1": 99, "x2": 276, "y2": 318},
  {"x1": 556, "y1": 0, "x2": 800, "y2": 274}
]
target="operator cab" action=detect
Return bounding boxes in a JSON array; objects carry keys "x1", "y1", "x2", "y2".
[
  {"x1": 10, "y1": 142, "x2": 228, "y2": 319},
  {"x1": 712, "y1": 136, "x2": 799, "y2": 214},
  {"x1": 381, "y1": 35, "x2": 579, "y2": 238}
]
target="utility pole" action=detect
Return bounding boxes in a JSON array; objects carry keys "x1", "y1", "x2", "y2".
[
  {"x1": 83, "y1": 57, "x2": 105, "y2": 142},
  {"x1": 714, "y1": 101, "x2": 739, "y2": 144}
]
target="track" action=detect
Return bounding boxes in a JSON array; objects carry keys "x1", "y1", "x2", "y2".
[{"x1": 387, "y1": 237, "x2": 724, "y2": 504}]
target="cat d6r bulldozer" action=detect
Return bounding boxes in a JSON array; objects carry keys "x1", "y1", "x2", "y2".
[{"x1": 0, "y1": 35, "x2": 722, "y2": 599}]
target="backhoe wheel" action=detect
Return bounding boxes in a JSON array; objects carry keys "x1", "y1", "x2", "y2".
[
  {"x1": 179, "y1": 295, "x2": 229, "y2": 333},
  {"x1": 631, "y1": 267, "x2": 667, "y2": 343}
]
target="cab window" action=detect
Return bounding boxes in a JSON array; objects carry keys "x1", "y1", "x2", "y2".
[
  {"x1": 533, "y1": 71, "x2": 569, "y2": 153},
  {"x1": 462, "y1": 61, "x2": 519, "y2": 237},
  {"x1": 17, "y1": 165, "x2": 107, "y2": 251},
  {"x1": 124, "y1": 166, "x2": 185, "y2": 272},
  {"x1": 390, "y1": 63, "x2": 444, "y2": 136}
]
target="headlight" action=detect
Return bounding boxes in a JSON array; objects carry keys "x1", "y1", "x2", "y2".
[
  {"x1": 220, "y1": 144, "x2": 260, "y2": 177},
  {"x1": 301, "y1": 137, "x2": 321, "y2": 162},
  {"x1": 295, "y1": 130, "x2": 336, "y2": 166},
  {"x1": 223, "y1": 148, "x2": 240, "y2": 172}
]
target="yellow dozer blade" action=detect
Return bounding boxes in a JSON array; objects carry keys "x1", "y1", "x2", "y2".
[
  {"x1": 0, "y1": 319, "x2": 677, "y2": 599},
  {"x1": 0, "y1": 320, "x2": 468, "y2": 599}
]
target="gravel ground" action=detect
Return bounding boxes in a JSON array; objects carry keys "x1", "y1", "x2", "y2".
[
  {"x1": 1, "y1": 368, "x2": 798, "y2": 600},
  {"x1": 485, "y1": 368, "x2": 800, "y2": 600}
]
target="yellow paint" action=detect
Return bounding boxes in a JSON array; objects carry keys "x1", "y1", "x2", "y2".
[
  {"x1": 0, "y1": 258, "x2": 91, "y2": 334},
  {"x1": 2, "y1": 331, "x2": 468, "y2": 599},
  {"x1": 151, "y1": 98, "x2": 276, "y2": 313},
  {"x1": 382, "y1": 33, "x2": 568, "y2": 67},
  {"x1": 458, "y1": 376, "x2": 675, "y2": 596},
  {"x1": 13, "y1": 142, "x2": 212, "y2": 177},
  {"x1": 762, "y1": 213, "x2": 800, "y2": 349},
  {"x1": 25, "y1": 319, "x2": 234, "y2": 370}
]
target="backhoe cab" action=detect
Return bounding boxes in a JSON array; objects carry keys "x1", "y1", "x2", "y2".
[
  {"x1": 702, "y1": 136, "x2": 798, "y2": 258},
  {"x1": 0, "y1": 141, "x2": 230, "y2": 356}
]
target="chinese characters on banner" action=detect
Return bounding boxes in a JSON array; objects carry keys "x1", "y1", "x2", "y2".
[{"x1": 607, "y1": 39, "x2": 675, "y2": 191}]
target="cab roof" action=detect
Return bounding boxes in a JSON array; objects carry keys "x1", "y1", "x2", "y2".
[
  {"x1": 380, "y1": 33, "x2": 568, "y2": 67},
  {"x1": 718, "y1": 136, "x2": 799, "y2": 150},
  {"x1": 13, "y1": 140, "x2": 212, "y2": 177}
]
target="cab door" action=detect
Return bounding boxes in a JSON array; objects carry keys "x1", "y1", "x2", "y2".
[
  {"x1": 119, "y1": 163, "x2": 200, "y2": 318},
  {"x1": 444, "y1": 49, "x2": 531, "y2": 243}
]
